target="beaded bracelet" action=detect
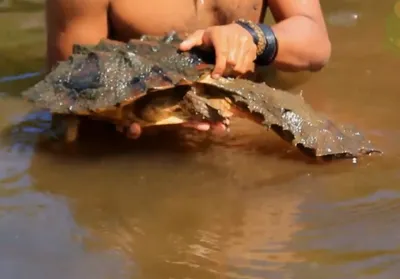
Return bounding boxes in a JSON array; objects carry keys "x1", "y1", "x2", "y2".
[{"x1": 234, "y1": 18, "x2": 278, "y2": 66}]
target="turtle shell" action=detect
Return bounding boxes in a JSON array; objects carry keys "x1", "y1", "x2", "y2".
[
  {"x1": 22, "y1": 35, "x2": 215, "y2": 115},
  {"x1": 21, "y1": 34, "x2": 382, "y2": 159}
]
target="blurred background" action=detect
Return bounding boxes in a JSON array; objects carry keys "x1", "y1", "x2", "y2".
[{"x1": 0, "y1": 1, "x2": 400, "y2": 279}]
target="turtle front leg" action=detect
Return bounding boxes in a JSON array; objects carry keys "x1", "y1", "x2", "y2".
[
  {"x1": 64, "y1": 115, "x2": 80, "y2": 142},
  {"x1": 51, "y1": 114, "x2": 80, "y2": 142}
]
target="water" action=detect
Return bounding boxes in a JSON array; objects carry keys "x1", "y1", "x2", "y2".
[{"x1": 0, "y1": 0, "x2": 400, "y2": 278}]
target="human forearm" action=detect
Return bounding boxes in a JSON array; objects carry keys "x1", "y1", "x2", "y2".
[
  {"x1": 269, "y1": 15, "x2": 331, "y2": 72},
  {"x1": 45, "y1": 0, "x2": 108, "y2": 72}
]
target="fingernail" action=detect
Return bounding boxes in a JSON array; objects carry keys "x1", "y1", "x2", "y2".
[
  {"x1": 212, "y1": 74, "x2": 220, "y2": 79},
  {"x1": 179, "y1": 40, "x2": 190, "y2": 49}
]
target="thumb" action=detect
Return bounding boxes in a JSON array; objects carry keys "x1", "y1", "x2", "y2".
[{"x1": 179, "y1": 30, "x2": 205, "y2": 51}]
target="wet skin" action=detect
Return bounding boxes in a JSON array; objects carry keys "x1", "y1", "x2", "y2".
[{"x1": 45, "y1": 0, "x2": 331, "y2": 138}]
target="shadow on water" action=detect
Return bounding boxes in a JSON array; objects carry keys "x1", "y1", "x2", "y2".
[
  {"x1": 0, "y1": 109, "x2": 321, "y2": 163},
  {"x1": 0, "y1": 105, "x2": 381, "y2": 194}
]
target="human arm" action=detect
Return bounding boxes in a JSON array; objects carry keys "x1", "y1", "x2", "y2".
[
  {"x1": 45, "y1": 0, "x2": 109, "y2": 71},
  {"x1": 268, "y1": 0, "x2": 331, "y2": 72},
  {"x1": 179, "y1": 0, "x2": 331, "y2": 75},
  {"x1": 45, "y1": 0, "x2": 223, "y2": 136}
]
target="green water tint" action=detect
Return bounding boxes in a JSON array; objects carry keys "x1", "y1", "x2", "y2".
[
  {"x1": 385, "y1": 2, "x2": 400, "y2": 56},
  {"x1": 0, "y1": 0, "x2": 45, "y2": 85},
  {"x1": 0, "y1": 1, "x2": 400, "y2": 279}
]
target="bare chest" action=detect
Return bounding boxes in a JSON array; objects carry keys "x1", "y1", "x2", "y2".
[{"x1": 109, "y1": 0, "x2": 265, "y2": 41}]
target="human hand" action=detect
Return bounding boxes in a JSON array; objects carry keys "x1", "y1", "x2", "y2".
[
  {"x1": 179, "y1": 23, "x2": 258, "y2": 78},
  {"x1": 125, "y1": 121, "x2": 228, "y2": 139},
  {"x1": 127, "y1": 24, "x2": 258, "y2": 139}
]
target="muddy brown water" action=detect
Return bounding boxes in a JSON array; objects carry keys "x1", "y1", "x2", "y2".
[{"x1": 0, "y1": 1, "x2": 400, "y2": 279}]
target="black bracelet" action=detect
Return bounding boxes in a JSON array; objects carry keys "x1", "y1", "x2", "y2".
[
  {"x1": 234, "y1": 19, "x2": 266, "y2": 57},
  {"x1": 234, "y1": 20, "x2": 278, "y2": 66},
  {"x1": 255, "y1": 23, "x2": 278, "y2": 66}
]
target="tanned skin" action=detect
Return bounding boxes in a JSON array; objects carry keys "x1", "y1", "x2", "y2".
[{"x1": 45, "y1": 0, "x2": 331, "y2": 137}]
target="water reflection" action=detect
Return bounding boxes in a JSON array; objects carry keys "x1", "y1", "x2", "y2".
[
  {"x1": 0, "y1": 103, "x2": 130, "y2": 279},
  {"x1": 27, "y1": 136, "x2": 308, "y2": 279},
  {"x1": 0, "y1": 194, "x2": 131, "y2": 279},
  {"x1": 0, "y1": 102, "x2": 388, "y2": 279},
  {"x1": 0, "y1": 72, "x2": 41, "y2": 83}
]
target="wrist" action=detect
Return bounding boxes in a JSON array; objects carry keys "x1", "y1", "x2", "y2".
[
  {"x1": 234, "y1": 19, "x2": 278, "y2": 66},
  {"x1": 234, "y1": 19, "x2": 266, "y2": 56},
  {"x1": 255, "y1": 23, "x2": 278, "y2": 66}
]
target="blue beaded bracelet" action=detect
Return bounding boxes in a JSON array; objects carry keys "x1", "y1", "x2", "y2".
[
  {"x1": 234, "y1": 19, "x2": 278, "y2": 66},
  {"x1": 255, "y1": 23, "x2": 278, "y2": 66}
]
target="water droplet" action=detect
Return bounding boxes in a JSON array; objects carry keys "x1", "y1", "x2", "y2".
[
  {"x1": 327, "y1": 11, "x2": 360, "y2": 27},
  {"x1": 151, "y1": 46, "x2": 160, "y2": 52}
]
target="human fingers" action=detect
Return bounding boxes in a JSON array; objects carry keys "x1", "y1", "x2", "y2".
[
  {"x1": 233, "y1": 38, "x2": 257, "y2": 74},
  {"x1": 179, "y1": 30, "x2": 205, "y2": 51},
  {"x1": 126, "y1": 122, "x2": 142, "y2": 139},
  {"x1": 209, "y1": 27, "x2": 229, "y2": 78},
  {"x1": 227, "y1": 33, "x2": 240, "y2": 66},
  {"x1": 181, "y1": 121, "x2": 228, "y2": 133},
  {"x1": 209, "y1": 122, "x2": 228, "y2": 133},
  {"x1": 181, "y1": 121, "x2": 211, "y2": 131}
]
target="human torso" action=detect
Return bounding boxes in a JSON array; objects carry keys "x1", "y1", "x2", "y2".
[{"x1": 108, "y1": 0, "x2": 267, "y2": 41}]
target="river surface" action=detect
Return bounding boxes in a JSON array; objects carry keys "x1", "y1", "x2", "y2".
[{"x1": 0, "y1": 1, "x2": 399, "y2": 279}]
